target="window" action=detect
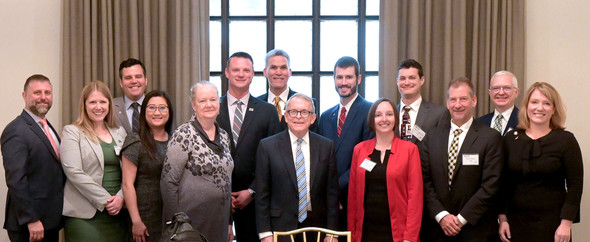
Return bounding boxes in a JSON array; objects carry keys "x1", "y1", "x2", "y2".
[{"x1": 210, "y1": 0, "x2": 379, "y2": 113}]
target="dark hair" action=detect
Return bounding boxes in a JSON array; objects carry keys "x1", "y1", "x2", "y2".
[
  {"x1": 397, "y1": 59, "x2": 424, "y2": 78},
  {"x1": 367, "y1": 98, "x2": 400, "y2": 134},
  {"x1": 139, "y1": 90, "x2": 175, "y2": 160},
  {"x1": 24, "y1": 74, "x2": 51, "y2": 91},
  {"x1": 226, "y1": 51, "x2": 254, "y2": 69},
  {"x1": 448, "y1": 76, "x2": 474, "y2": 97},
  {"x1": 333, "y1": 56, "x2": 360, "y2": 76},
  {"x1": 118, "y1": 58, "x2": 146, "y2": 79}
]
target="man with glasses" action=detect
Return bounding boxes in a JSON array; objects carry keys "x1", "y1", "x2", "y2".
[
  {"x1": 256, "y1": 94, "x2": 339, "y2": 242},
  {"x1": 476, "y1": 71, "x2": 520, "y2": 136}
]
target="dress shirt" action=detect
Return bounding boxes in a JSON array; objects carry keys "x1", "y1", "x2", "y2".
[
  {"x1": 491, "y1": 106, "x2": 515, "y2": 133},
  {"x1": 267, "y1": 88, "x2": 289, "y2": 116},
  {"x1": 398, "y1": 96, "x2": 422, "y2": 132},
  {"x1": 338, "y1": 92, "x2": 359, "y2": 121},
  {"x1": 226, "y1": 92, "x2": 251, "y2": 126},
  {"x1": 124, "y1": 95, "x2": 145, "y2": 128},
  {"x1": 24, "y1": 108, "x2": 59, "y2": 149}
]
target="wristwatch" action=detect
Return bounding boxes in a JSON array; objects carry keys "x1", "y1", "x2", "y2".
[{"x1": 248, "y1": 188, "x2": 256, "y2": 198}]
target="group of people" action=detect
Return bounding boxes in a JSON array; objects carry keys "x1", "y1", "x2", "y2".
[{"x1": 1, "y1": 49, "x2": 583, "y2": 242}]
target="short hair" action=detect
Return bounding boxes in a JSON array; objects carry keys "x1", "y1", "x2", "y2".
[
  {"x1": 286, "y1": 93, "x2": 315, "y2": 114},
  {"x1": 333, "y1": 56, "x2": 360, "y2": 76},
  {"x1": 517, "y1": 82, "x2": 566, "y2": 130},
  {"x1": 74, "y1": 81, "x2": 118, "y2": 143},
  {"x1": 226, "y1": 51, "x2": 254, "y2": 69},
  {"x1": 119, "y1": 58, "x2": 146, "y2": 79},
  {"x1": 190, "y1": 81, "x2": 219, "y2": 101},
  {"x1": 397, "y1": 59, "x2": 424, "y2": 78},
  {"x1": 138, "y1": 90, "x2": 175, "y2": 160},
  {"x1": 265, "y1": 49, "x2": 290, "y2": 69},
  {"x1": 367, "y1": 98, "x2": 400, "y2": 134},
  {"x1": 490, "y1": 70, "x2": 518, "y2": 88},
  {"x1": 448, "y1": 77, "x2": 475, "y2": 97},
  {"x1": 24, "y1": 74, "x2": 51, "y2": 91}
]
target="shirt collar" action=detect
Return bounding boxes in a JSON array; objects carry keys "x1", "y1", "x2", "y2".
[
  {"x1": 340, "y1": 92, "x2": 359, "y2": 111},
  {"x1": 24, "y1": 108, "x2": 43, "y2": 123},
  {"x1": 288, "y1": 129, "x2": 310, "y2": 145},
  {"x1": 494, "y1": 105, "x2": 515, "y2": 119},
  {"x1": 268, "y1": 88, "x2": 289, "y2": 103},
  {"x1": 400, "y1": 96, "x2": 423, "y2": 112},
  {"x1": 227, "y1": 92, "x2": 251, "y2": 106},
  {"x1": 124, "y1": 95, "x2": 145, "y2": 109},
  {"x1": 450, "y1": 117, "x2": 474, "y2": 133}
]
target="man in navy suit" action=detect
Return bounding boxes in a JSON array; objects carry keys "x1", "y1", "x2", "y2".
[
  {"x1": 2, "y1": 75, "x2": 64, "y2": 242},
  {"x1": 420, "y1": 77, "x2": 503, "y2": 242},
  {"x1": 318, "y1": 56, "x2": 374, "y2": 230},
  {"x1": 476, "y1": 71, "x2": 520, "y2": 136},
  {"x1": 256, "y1": 94, "x2": 339, "y2": 242},
  {"x1": 257, "y1": 49, "x2": 319, "y2": 132},
  {"x1": 216, "y1": 51, "x2": 281, "y2": 242}
]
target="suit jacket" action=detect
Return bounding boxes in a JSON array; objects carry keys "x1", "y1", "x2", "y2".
[
  {"x1": 255, "y1": 131, "x2": 339, "y2": 233},
  {"x1": 217, "y1": 95, "x2": 281, "y2": 192},
  {"x1": 1, "y1": 110, "x2": 64, "y2": 231},
  {"x1": 60, "y1": 124, "x2": 127, "y2": 219},
  {"x1": 318, "y1": 95, "x2": 374, "y2": 193},
  {"x1": 347, "y1": 137, "x2": 423, "y2": 242},
  {"x1": 476, "y1": 106, "x2": 519, "y2": 136},
  {"x1": 420, "y1": 120, "x2": 503, "y2": 241},
  {"x1": 396, "y1": 100, "x2": 449, "y2": 144},
  {"x1": 257, "y1": 88, "x2": 320, "y2": 133},
  {"x1": 113, "y1": 96, "x2": 132, "y2": 133}
]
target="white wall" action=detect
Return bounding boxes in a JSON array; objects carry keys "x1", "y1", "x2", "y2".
[
  {"x1": 526, "y1": 0, "x2": 590, "y2": 239},
  {"x1": 0, "y1": 0, "x2": 62, "y2": 240}
]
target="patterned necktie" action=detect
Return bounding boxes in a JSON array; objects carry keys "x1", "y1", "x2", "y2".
[
  {"x1": 338, "y1": 106, "x2": 347, "y2": 137},
  {"x1": 232, "y1": 100, "x2": 244, "y2": 145},
  {"x1": 493, "y1": 114, "x2": 504, "y2": 133},
  {"x1": 401, "y1": 106, "x2": 412, "y2": 141},
  {"x1": 295, "y1": 138, "x2": 308, "y2": 223},
  {"x1": 274, "y1": 96, "x2": 282, "y2": 121},
  {"x1": 448, "y1": 128, "x2": 463, "y2": 186},
  {"x1": 39, "y1": 119, "x2": 59, "y2": 158},
  {"x1": 131, "y1": 102, "x2": 140, "y2": 133}
]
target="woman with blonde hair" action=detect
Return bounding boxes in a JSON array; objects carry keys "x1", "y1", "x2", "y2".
[{"x1": 60, "y1": 81, "x2": 128, "y2": 241}]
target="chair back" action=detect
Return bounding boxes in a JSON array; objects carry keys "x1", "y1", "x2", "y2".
[{"x1": 272, "y1": 227, "x2": 351, "y2": 242}]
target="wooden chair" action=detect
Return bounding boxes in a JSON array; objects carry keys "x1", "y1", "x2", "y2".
[{"x1": 272, "y1": 227, "x2": 351, "y2": 242}]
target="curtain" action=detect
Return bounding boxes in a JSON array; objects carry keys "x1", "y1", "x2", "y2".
[
  {"x1": 62, "y1": 0, "x2": 209, "y2": 126},
  {"x1": 379, "y1": 0, "x2": 525, "y2": 116}
]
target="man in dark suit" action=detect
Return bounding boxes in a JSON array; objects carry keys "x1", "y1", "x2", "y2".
[
  {"x1": 476, "y1": 71, "x2": 520, "y2": 135},
  {"x1": 256, "y1": 93, "x2": 339, "y2": 242},
  {"x1": 395, "y1": 59, "x2": 448, "y2": 144},
  {"x1": 2, "y1": 75, "x2": 65, "y2": 242},
  {"x1": 318, "y1": 56, "x2": 374, "y2": 231},
  {"x1": 257, "y1": 49, "x2": 319, "y2": 132},
  {"x1": 113, "y1": 58, "x2": 148, "y2": 133},
  {"x1": 216, "y1": 51, "x2": 281, "y2": 242},
  {"x1": 420, "y1": 77, "x2": 503, "y2": 242}
]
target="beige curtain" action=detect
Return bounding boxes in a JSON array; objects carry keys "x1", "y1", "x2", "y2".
[
  {"x1": 379, "y1": 0, "x2": 525, "y2": 116},
  {"x1": 62, "y1": 0, "x2": 209, "y2": 126}
]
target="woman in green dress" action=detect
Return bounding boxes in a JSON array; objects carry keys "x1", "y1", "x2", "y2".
[{"x1": 60, "y1": 81, "x2": 128, "y2": 241}]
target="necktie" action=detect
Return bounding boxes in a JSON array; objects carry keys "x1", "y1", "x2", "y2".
[
  {"x1": 131, "y1": 102, "x2": 140, "y2": 133},
  {"x1": 232, "y1": 100, "x2": 244, "y2": 145},
  {"x1": 401, "y1": 106, "x2": 412, "y2": 141},
  {"x1": 338, "y1": 106, "x2": 347, "y2": 137},
  {"x1": 295, "y1": 138, "x2": 308, "y2": 223},
  {"x1": 39, "y1": 119, "x2": 59, "y2": 158},
  {"x1": 493, "y1": 114, "x2": 504, "y2": 133},
  {"x1": 274, "y1": 96, "x2": 282, "y2": 121},
  {"x1": 448, "y1": 128, "x2": 463, "y2": 186}
]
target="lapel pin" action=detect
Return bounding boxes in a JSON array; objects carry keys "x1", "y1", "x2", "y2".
[{"x1": 249, "y1": 108, "x2": 254, "y2": 112}]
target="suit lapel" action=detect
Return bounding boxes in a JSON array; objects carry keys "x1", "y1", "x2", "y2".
[
  {"x1": 328, "y1": 107, "x2": 341, "y2": 150},
  {"x1": 235, "y1": 96, "x2": 258, "y2": 148},
  {"x1": 218, "y1": 96, "x2": 234, "y2": 150},
  {"x1": 22, "y1": 111, "x2": 60, "y2": 160},
  {"x1": 309, "y1": 134, "x2": 320, "y2": 191},
  {"x1": 114, "y1": 97, "x2": 132, "y2": 133},
  {"x1": 454, "y1": 122, "x2": 479, "y2": 177},
  {"x1": 412, "y1": 102, "x2": 430, "y2": 143},
  {"x1": 85, "y1": 133, "x2": 105, "y2": 170},
  {"x1": 279, "y1": 132, "x2": 298, "y2": 189},
  {"x1": 504, "y1": 107, "x2": 519, "y2": 135}
]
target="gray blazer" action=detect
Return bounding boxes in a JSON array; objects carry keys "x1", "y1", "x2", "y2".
[
  {"x1": 113, "y1": 96, "x2": 132, "y2": 133},
  {"x1": 60, "y1": 124, "x2": 127, "y2": 219}
]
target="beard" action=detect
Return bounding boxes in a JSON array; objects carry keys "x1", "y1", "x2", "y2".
[
  {"x1": 336, "y1": 83, "x2": 358, "y2": 98},
  {"x1": 28, "y1": 101, "x2": 52, "y2": 116}
]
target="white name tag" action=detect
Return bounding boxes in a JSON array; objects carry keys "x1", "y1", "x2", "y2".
[
  {"x1": 360, "y1": 159, "x2": 377, "y2": 172},
  {"x1": 412, "y1": 125, "x2": 426, "y2": 141},
  {"x1": 462, "y1": 154, "x2": 479, "y2": 166}
]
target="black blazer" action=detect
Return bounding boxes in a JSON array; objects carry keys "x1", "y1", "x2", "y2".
[
  {"x1": 257, "y1": 88, "x2": 320, "y2": 133},
  {"x1": 476, "y1": 106, "x2": 519, "y2": 136},
  {"x1": 255, "y1": 131, "x2": 339, "y2": 233},
  {"x1": 420, "y1": 120, "x2": 503, "y2": 240},
  {"x1": 217, "y1": 95, "x2": 281, "y2": 192},
  {"x1": 396, "y1": 100, "x2": 449, "y2": 144},
  {"x1": 1, "y1": 110, "x2": 65, "y2": 231}
]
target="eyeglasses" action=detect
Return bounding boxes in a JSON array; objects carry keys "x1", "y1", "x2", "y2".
[
  {"x1": 146, "y1": 105, "x2": 169, "y2": 113},
  {"x1": 489, "y1": 86, "x2": 517, "y2": 93},
  {"x1": 285, "y1": 110, "x2": 314, "y2": 118}
]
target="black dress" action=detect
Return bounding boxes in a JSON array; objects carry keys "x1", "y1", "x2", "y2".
[
  {"x1": 501, "y1": 129, "x2": 583, "y2": 242},
  {"x1": 362, "y1": 149, "x2": 394, "y2": 242}
]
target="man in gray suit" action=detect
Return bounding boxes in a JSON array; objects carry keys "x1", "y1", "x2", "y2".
[
  {"x1": 113, "y1": 58, "x2": 148, "y2": 133},
  {"x1": 396, "y1": 59, "x2": 447, "y2": 144}
]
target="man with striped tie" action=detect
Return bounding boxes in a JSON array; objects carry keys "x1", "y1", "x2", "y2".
[{"x1": 256, "y1": 93, "x2": 339, "y2": 242}]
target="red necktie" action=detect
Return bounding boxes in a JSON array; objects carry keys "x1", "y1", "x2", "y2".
[
  {"x1": 338, "y1": 107, "x2": 347, "y2": 137},
  {"x1": 40, "y1": 119, "x2": 59, "y2": 158}
]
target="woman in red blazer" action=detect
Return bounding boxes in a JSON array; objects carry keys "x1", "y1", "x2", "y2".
[{"x1": 348, "y1": 98, "x2": 423, "y2": 242}]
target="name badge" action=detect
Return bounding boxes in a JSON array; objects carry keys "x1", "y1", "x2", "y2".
[
  {"x1": 462, "y1": 154, "x2": 479, "y2": 166},
  {"x1": 412, "y1": 125, "x2": 426, "y2": 141},
  {"x1": 360, "y1": 159, "x2": 376, "y2": 172}
]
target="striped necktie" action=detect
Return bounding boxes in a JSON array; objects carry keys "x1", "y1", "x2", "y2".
[
  {"x1": 232, "y1": 100, "x2": 244, "y2": 145},
  {"x1": 295, "y1": 138, "x2": 308, "y2": 223}
]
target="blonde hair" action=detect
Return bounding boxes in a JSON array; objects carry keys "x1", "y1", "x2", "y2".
[
  {"x1": 74, "y1": 81, "x2": 118, "y2": 143},
  {"x1": 517, "y1": 82, "x2": 566, "y2": 130}
]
